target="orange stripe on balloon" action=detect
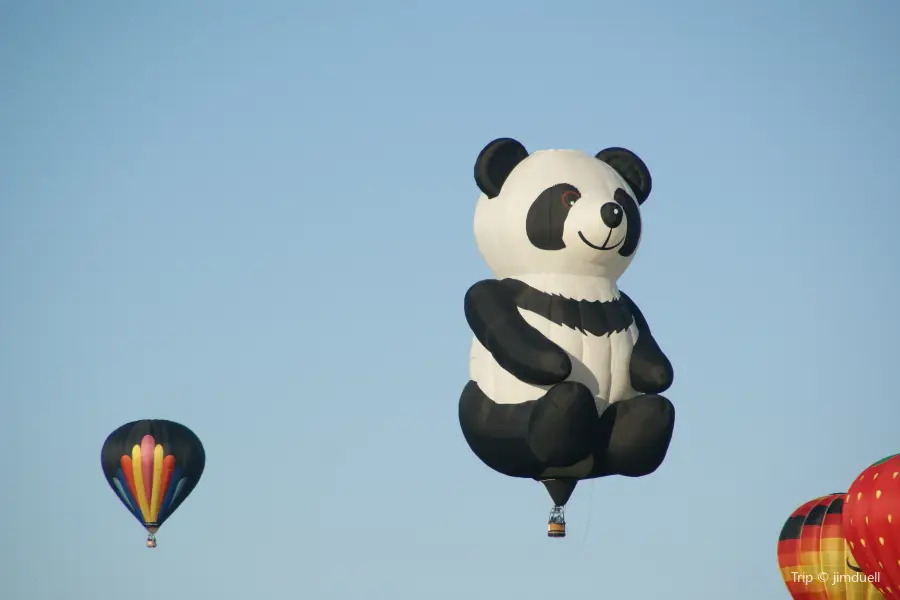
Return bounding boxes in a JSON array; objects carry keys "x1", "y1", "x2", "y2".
[
  {"x1": 120, "y1": 455, "x2": 139, "y2": 501},
  {"x1": 820, "y1": 524, "x2": 843, "y2": 540},
  {"x1": 158, "y1": 455, "x2": 176, "y2": 504},
  {"x1": 140, "y1": 435, "x2": 155, "y2": 505}
]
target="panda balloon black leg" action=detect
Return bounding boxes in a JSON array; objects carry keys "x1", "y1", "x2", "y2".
[
  {"x1": 527, "y1": 381, "x2": 599, "y2": 467},
  {"x1": 459, "y1": 380, "x2": 598, "y2": 478},
  {"x1": 592, "y1": 394, "x2": 674, "y2": 478}
]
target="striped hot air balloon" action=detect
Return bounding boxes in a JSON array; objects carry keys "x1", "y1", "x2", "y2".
[
  {"x1": 778, "y1": 493, "x2": 884, "y2": 599},
  {"x1": 101, "y1": 419, "x2": 205, "y2": 548}
]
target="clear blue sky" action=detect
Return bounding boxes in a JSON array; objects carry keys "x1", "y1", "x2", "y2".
[{"x1": 2, "y1": 1, "x2": 898, "y2": 598}]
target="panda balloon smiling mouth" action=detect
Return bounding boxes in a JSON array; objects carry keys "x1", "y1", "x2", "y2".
[
  {"x1": 577, "y1": 201, "x2": 625, "y2": 251},
  {"x1": 578, "y1": 230, "x2": 622, "y2": 251}
]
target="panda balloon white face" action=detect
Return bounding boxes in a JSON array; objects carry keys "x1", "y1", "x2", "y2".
[
  {"x1": 552, "y1": 178, "x2": 640, "y2": 269},
  {"x1": 473, "y1": 142, "x2": 651, "y2": 282}
]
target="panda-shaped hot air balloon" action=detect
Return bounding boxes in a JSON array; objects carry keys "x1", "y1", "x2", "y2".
[{"x1": 459, "y1": 137, "x2": 676, "y2": 537}]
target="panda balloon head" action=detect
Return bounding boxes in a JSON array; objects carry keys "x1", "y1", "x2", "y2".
[{"x1": 473, "y1": 138, "x2": 652, "y2": 283}]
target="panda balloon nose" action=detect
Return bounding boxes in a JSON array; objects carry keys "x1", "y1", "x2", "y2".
[{"x1": 600, "y1": 202, "x2": 623, "y2": 228}]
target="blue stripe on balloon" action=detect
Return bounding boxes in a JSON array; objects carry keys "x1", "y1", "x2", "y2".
[
  {"x1": 171, "y1": 478, "x2": 187, "y2": 504},
  {"x1": 112, "y1": 479, "x2": 134, "y2": 512},
  {"x1": 157, "y1": 467, "x2": 182, "y2": 522},
  {"x1": 115, "y1": 468, "x2": 145, "y2": 524}
]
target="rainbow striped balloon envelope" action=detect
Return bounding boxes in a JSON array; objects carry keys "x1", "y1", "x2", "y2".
[
  {"x1": 101, "y1": 419, "x2": 205, "y2": 548},
  {"x1": 778, "y1": 492, "x2": 884, "y2": 599}
]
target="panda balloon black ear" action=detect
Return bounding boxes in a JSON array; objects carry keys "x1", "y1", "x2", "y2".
[
  {"x1": 474, "y1": 138, "x2": 529, "y2": 198},
  {"x1": 595, "y1": 148, "x2": 652, "y2": 205}
]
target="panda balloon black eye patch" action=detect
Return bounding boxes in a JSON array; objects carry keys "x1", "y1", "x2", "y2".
[{"x1": 526, "y1": 184, "x2": 581, "y2": 251}]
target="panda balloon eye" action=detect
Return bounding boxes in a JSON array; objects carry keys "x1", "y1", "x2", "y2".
[{"x1": 560, "y1": 190, "x2": 581, "y2": 208}]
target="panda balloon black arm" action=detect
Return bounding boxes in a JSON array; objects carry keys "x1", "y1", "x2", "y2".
[
  {"x1": 618, "y1": 291, "x2": 674, "y2": 393},
  {"x1": 464, "y1": 280, "x2": 572, "y2": 386}
]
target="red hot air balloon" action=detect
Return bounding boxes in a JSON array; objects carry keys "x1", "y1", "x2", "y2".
[{"x1": 843, "y1": 454, "x2": 900, "y2": 599}]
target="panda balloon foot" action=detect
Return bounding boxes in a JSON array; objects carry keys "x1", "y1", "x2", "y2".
[
  {"x1": 593, "y1": 394, "x2": 675, "y2": 478},
  {"x1": 527, "y1": 381, "x2": 599, "y2": 467},
  {"x1": 458, "y1": 380, "x2": 599, "y2": 477}
]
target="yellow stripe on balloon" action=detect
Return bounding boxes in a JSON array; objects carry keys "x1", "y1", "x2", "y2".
[
  {"x1": 149, "y1": 444, "x2": 164, "y2": 522},
  {"x1": 131, "y1": 444, "x2": 151, "y2": 522}
]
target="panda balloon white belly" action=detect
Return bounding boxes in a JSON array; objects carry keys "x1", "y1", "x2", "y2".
[{"x1": 468, "y1": 275, "x2": 640, "y2": 416}]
